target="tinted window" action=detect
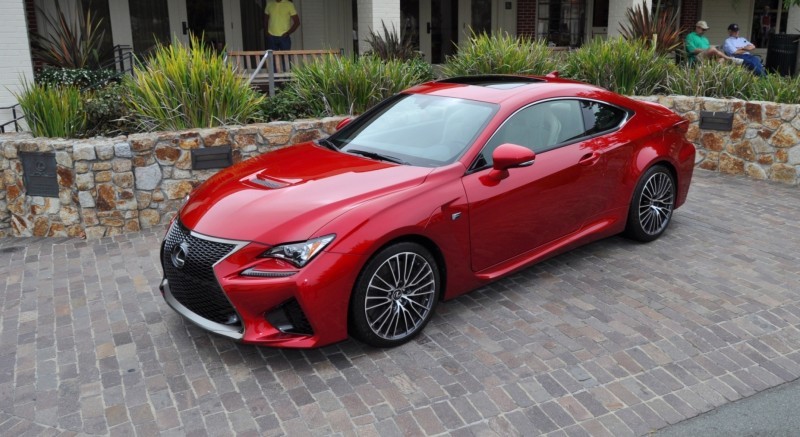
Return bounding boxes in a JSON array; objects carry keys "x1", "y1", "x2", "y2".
[
  {"x1": 581, "y1": 101, "x2": 628, "y2": 135},
  {"x1": 476, "y1": 100, "x2": 586, "y2": 167},
  {"x1": 330, "y1": 94, "x2": 497, "y2": 167}
]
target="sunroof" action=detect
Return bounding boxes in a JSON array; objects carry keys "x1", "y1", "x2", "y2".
[{"x1": 439, "y1": 75, "x2": 543, "y2": 89}]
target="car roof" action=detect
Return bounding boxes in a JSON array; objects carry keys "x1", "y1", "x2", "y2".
[{"x1": 404, "y1": 74, "x2": 618, "y2": 106}]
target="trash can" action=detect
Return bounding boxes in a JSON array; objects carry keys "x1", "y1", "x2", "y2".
[{"x1": 765, "y1": 34, "x2": 800, "y2": 76}]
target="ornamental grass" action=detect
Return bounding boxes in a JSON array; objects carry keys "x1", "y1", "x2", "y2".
[
  {"x1": 440, "y1": 31, "x2": 558, "y2": 77},
  {"x1": 14, "y1": 80, "x2": 86, "y2": 138},
  {"x1": 125, "y1": 35, "x2": 263, "y2": 131},
  {"x1": 290, "y1": 54, "x2": 434, "y2": 116},
  {"x1": 561, "y1": 37, "x2": 675, "y2": 96}
]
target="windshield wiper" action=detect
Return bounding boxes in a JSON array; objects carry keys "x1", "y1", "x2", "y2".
[
  {"x1": 347, "y1": 149, "x2": 407, "y2": 165},
  {"x1": 315, "y1": 138, "x2": 338, "y2": 151}
]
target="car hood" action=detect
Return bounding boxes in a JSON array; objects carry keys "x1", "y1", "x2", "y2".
[{"x1": 179, "y1": 142, "x2": 433, "y2": 243}]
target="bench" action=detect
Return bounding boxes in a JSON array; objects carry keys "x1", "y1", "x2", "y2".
[{"x1": 227, "y1": 49, "x2": 341, "y2": 96}]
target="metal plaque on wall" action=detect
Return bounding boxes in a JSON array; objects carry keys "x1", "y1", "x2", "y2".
[{"x1": 20, "y1": 151, "x2": 59, "y2": 197}]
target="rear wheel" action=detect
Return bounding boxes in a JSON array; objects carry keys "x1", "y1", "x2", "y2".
[
  {"x1": 350, "y1": 242, "x2": 440, "y2": 348},
  {"x1": 624, "y1": 165, "x2": 676, "y2": 242}
]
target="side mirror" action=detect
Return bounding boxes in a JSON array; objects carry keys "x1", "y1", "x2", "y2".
[
  {"x1": 335, "y1": 117, "x2": 352, "y2": 131},
  {"x1": 487, "y1": 143, "x2": 535, "y2": 180}
]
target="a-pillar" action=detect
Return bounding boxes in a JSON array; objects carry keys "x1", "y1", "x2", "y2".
[
  {"x1": 607, "y1": 0, "x2": 652, "y2": 38},
  {"x1": 356, "y1": 0, "x2": 400, "y2": 54}
]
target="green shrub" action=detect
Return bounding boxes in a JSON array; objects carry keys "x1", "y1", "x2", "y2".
[
  {"x1": 36, "y1": 67, "x2": 121, "y2": 90},
  {"x1": 440, "y1": 32, "x2": 558, "y2": 77},
  {"x1": 291, "y1": 55, "x2": 434, "y2": 116},
  {"x1": 84, "y1": 83, "x2": 133, "y2": 137},
  {"x1": 124, "y1": 35, "x2": 264, "y2": 131},
  {"x1": 14, "y1": 80, "x2": 86, "y2": 138},
  {"x1": 258, "y1": 87, "x2": 322, "y2": 121},
  {"x1": 665, "y1": 61, "x2": 755, "y2": 99},
  {"x1": 561, "y1": 37, "x2": 674, "y2": 95}
]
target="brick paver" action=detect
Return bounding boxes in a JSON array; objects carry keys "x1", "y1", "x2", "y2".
[{"x1": 1, "y1": 169, "x2": 799, "y2": 436}]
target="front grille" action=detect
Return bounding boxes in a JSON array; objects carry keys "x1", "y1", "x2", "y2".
[{"x1": 161, "y1": 220, "x2": 242, "y2": 327}]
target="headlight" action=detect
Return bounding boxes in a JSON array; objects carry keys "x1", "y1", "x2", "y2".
[{"x1": 261, "y1": 235, "x2": 335, "y2": 267}]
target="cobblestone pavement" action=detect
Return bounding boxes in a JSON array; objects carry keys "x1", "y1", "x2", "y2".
[{"x1": 1, "y1": 169, "x2": 799, "y2": 437}]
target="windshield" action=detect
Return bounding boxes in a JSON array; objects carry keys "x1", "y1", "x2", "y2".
[{"x1": 328, "y1": 94, "x2": 498, "y2": 167}]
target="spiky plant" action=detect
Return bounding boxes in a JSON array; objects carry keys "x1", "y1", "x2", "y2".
[
  {"x1": 14, "y1": 79, "x2": 87, "y2": 138},
  {"x1": 440, "y1": 31, "x2": 558, "y2": 77},
  {"x1": 365, "y1": 21, "x2": 420, "y2": 61},
  {"x1": 31, "y1": 2, "x2": 107, "y2": 69},
  {"x1": 619, "y1": 2, "x2": 684, "y2": 55},
  {"x1": 665, "y1": 61, "x2": 756, "y2": 99},
  {"x1": 290, "y1": 55, "x2": 434, "y2": 116},
  {"x1": 562, "y1": 38, "x2": 675, "y2": 96},
  {"x1": 124, "y1": 35, "x2": 264, "y2": 131}
]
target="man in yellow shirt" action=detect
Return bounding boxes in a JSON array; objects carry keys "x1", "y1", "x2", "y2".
[{"x1": 264, "y1": 0, "x2": 300, "y2": 50}]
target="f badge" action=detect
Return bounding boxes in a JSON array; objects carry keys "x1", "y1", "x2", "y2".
[{"x1": 171, "y1": 241, "x2": 190, "y2": 269}]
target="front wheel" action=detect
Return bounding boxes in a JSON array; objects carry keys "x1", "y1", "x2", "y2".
[
  {"x1": 350, "y1": 242, "x2": 440, "y2": 348},
  {"x1": 624, "y1": 165, "x2": 676, "y2": 242}
]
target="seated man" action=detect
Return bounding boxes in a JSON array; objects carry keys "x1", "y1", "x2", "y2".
[
  {"x1": 723, "y1": 23, "x2": 766, "y2": 76},
  {"x1": 686, "y1": 20, "x2": 743, "y2": 65}
]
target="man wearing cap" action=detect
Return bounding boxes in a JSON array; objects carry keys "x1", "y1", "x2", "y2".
[
  {"x1": 686, "y1": 21, "x2": 742, "y2": 65},
  {"x1": 723, "y1": 23, "x2": 765, "y2": 75}
]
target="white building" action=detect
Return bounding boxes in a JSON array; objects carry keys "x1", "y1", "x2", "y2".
[{"x1": 3, "y1": 0, "x2": 800, "y2": 127}]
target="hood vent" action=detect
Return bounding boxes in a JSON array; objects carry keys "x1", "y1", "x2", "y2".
[{"x1": 250, "y1": 177, "x2": 289, "y2": 189}]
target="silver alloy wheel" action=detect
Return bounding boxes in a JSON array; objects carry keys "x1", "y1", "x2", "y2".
[
  {"x1": 364, "y1": 251, "x2": 436, "y2": 340},
  {"x1": 638, "y1": 171, "x2": 675, "y2": 236}
]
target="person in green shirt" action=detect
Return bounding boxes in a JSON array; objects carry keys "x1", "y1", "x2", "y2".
[
  {"x1": 264, "y1": 0, "x2": 300, "y2": 50},
  {"x1": 685, "y1": 20, "x2": 743, "y2": 65}
]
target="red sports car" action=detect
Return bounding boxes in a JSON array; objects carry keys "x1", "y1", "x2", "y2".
[{"x1": 160, "y1": 74, "x2": 695, "y2": 348}]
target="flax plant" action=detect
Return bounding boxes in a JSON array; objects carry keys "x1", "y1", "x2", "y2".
[
  {"x1": 562, "y1": 38, "x2": 674, "y2": 96},
  {"x1": 441, "y1": 31, "x2": 558, "y2": 77},
  {"x1": 31, "y1": 1, "x2": 107, "y2": 68},
  {"x1": 14, "y1": 79, "x2": 86, "y2": 138},
  {"x1": 125, "y1": 36, "x2": 263, "y2": 131},
  {"x1": 290, "y1": 55, "x2": 434, "y2": 116}
]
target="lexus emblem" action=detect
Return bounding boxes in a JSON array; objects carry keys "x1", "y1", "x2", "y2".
[{"x1": 171, "y1": 241, "x2": 190, "y2": 269}]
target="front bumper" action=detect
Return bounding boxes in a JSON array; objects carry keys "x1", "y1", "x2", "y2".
[{"x1": 159, "y1": 221, "x2": 363, "y2": 348}]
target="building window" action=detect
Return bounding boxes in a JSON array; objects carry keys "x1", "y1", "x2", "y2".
[
  {"x1": 752, "y1": 1, "x2": 788, "y2": 48},
  {"x1": 129, "y1": 0, "x2": 171, "y2": 54},
  {"x1": 536, "y1": 0, "x2": 585, "y2": 47}
]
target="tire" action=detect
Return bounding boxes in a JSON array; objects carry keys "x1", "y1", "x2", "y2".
[
  {"x1": 624, "y1": 165, "x2": 676, "y2": 242},
  {"x1": 350, "y1": 242, "x2": 441, "y2": 348}
]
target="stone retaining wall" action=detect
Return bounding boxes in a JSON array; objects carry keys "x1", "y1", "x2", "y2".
[
  {"x1": 636, "y1": 96, "x2": 800, "y2": 184},
  {"x1": 1, "y1": 95, "x2": 799, "y2": 240},
  {"x1": 0, "y1": 118, "x2": 343, "y2": 239}
]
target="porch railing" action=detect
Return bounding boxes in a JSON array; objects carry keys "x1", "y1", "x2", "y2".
[
  {"x1": 0, "y1": 45, "x2": 137, "y2": 133},
  {"x1": 0, "y1": 103, "x2": 23, "y2": 133}
]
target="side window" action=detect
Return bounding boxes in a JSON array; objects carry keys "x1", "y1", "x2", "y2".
[
  {"x1": 475, "y1": 100, "x2": 586, "y2": 168},
  {"x1": 581, "y1": 101, "x2": 628, "y2": 135}
]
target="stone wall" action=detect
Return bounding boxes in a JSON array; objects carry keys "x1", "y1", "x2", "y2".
[
  {"x1": 0, "y1": 118, "x2": 343, "y2": 239},
  {"x1": 2, "y1": 95, "x2": 800, "y2": 240},
  {"x1": 636, "y1": 96, "x2": 799, "y2": 185}
]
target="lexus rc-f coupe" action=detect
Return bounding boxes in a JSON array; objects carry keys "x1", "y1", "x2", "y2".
[{"x1": 160, "y1": 74, "x2": 695, "y2": 348}]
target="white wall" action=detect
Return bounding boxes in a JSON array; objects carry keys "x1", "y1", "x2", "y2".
[
  {"x1": 701, "y1": 0, "x2": 755, "y2": 48},
  {"x1": 357, "y1": 0, "x2": 400, "y2": 54},
  {"x1": 0, "y1": 0, "x2": 34, "y2": 130},
  {"x1": 607, "y1": 0, "x2": 650, "y2": 38}
]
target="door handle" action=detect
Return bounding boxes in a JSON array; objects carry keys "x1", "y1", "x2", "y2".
[
  {"x1": 182, "y1": 21, "x2": 189, "y2": 35},
  {"x1": 427, "y1": 22, "x2": 431, "y2": 34},
  {"x1": 579, "y1": 152, "x2": 600, "y2": 166}
]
